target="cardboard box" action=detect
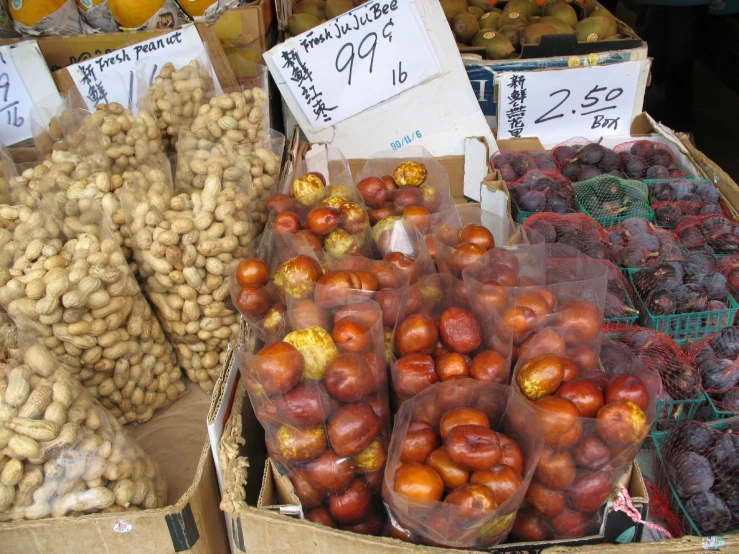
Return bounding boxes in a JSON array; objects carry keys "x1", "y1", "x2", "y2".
[
  {"x1": 216, "y1": 335, "x2": 650, "y2": 554},
  {"x1": 0, "y1": 384, "x2": 228, "y2": 554},
  {"x1": 214, "y1": 0, "x2": 275, "y2": 54}
]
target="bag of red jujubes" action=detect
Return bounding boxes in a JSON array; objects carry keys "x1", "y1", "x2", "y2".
[
  {"x1": 238, "y1": 297, "x2": 390, "y2": 534},
  {"x1": 383, "y1": 379, "x2": 544, "y2": 548}
]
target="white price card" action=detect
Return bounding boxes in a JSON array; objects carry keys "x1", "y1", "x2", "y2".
[
  {"x1": 496, "y1": 60, "x2": 649, "y2": 145},
  {"x1": 68, "y1": 24, "x2": 219, "y2": 113},
  {"x1": 265, "y1": 0, "x2": 442, "y2": 132},
  {"x1": 0, "y1": 41, "x2": 62, "y2": 146}
]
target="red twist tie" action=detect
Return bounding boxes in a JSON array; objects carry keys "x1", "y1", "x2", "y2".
[{"x1": 613, "y1": 484, "x2": 673, "y2": 539}]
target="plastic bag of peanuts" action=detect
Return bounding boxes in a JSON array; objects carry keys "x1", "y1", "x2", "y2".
[
  {"x1": 0, "y1": 317, "x2": 167, "y2": 521},
  {"x1": 0, "y1": 162, "x2": 186, "y2": 424},
  {"x1": 120, "y1": 142, "x2": 255, "y2": 392},
  {"x1": 138, "y1": 53, "x2": 216, "y2": 152}
]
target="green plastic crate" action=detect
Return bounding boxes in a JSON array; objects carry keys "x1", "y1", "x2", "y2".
[
  {"x1": 704, "y1": 393, "x2": 738, "y2": 421},
  {"x1": 653, "y1": 418, "x2": 739, "y2": 537},
  {"x1": 655, "y1": 393, "x2": 706, "y2": 432},
  {"x1": 627, "y1": 272, "x2": 739, "y2": 343}
]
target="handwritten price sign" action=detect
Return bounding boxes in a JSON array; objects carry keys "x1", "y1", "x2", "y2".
[
  {"x1": 267, "y1": 0, "x2": 441, "y2": 132},
  {"x1": 496, "y1": 61, "x2": 647, "y2": 144}
]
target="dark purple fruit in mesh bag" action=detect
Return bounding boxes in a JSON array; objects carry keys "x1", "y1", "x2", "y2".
[
  {"x1": 546, "y1": 195, "x2": 574, "y2": 214},
  {"x1": 720, "y1": 487, "x2": 739, "y2": 521},
  {"x1": 553, "y1": 145, "x2": 578, "y2": 165},
  {"x1": 678, "y1": 226, "x2": 707, "y2": 250},
  {"x1": 613, "y1": 245, "x2": 648, "y2": 268},
  {"x1": 499, "y1": 164, "x2": 519, "y2": 183},
  {"x1": 608, "y1": 170, "x2": 626, "y2": 178},
  {"x1": 645, "y1": 287, "x2": 677, "y2": 316},
  {"x1": 522, "y1": 169, "x2": 548, "y2": 188},
  {"x1": 681, "y1": 197, "x2": 704, "y2": 217},
  {"x1": 702, "y1": 216, "x2": 733, "y2": 236},
  {"x1": 622, "y1": 155, "x2": 646, "y2": 179},
  {"x1": 710, "y1": 234, "x2": 739, "y2": 254},
  {"x1": 632, "y1": 263, "x2": 681, "y2": 297},
  {"x1": 700, "y1": 204, "x2": 722, "y2": 215},
  {"x1": 666, "y1": 363, "x2": 703, "y2": 400},
  {"x1": 722, "y1": 389, "x2": 739, "y2": 413},
  {"x1": 598, "y1": 148, "x2": 621, "y2": 171},
  {"x1": 528, "y1": 219, "x2": 556, "y2": 243},
  {"x1": 675, "y1": 421, "x2": 716, "y2": 455},
  {"x1": 578, "y1": 166, "x2": 602, "y2": 181},
  {"x1": 631, "y1": 233, "x2": 661, "y2": 253},
  {"x1": 655, "y1": 242, "x2": 687, "y2": 265},
  {"x1": 670, "y1": 452, "x2": 715, "y2": 499},
  {"x1": 710, "y1": 327, "x2": 739, "y2": 360},
  {"x1": 581, "y1": 241, "x2": 606, "y2": 259},
  {"x1": 534, "y1": 152, "x2": 557, "y2": 171},
  {"x1": 655, "y1": 205, "x2": 683, "y2": 228},
  {"x1": 650, "y1": 183, "x2": 677, "y2": 203},
  {"x1": 646, "y1": 165, "x2": 670, "y2": 180},
  {"x1": 693, "y1": 343, "x2": 717, "y2": 366},
  {"x1": 688, "y1": 273, "x2": 728, "y2": 300},
  {"x1": 653, "y1": 227, "x2": 678, "y2": 246},
  {"x1": 561, "y1": 162, "x2": 581, "y2": 181},
  {"x1": 600, "y1": 339, "x2": 636, "y2": 374},
  {"x1": 695, "y1": 182, "x2": 720, "y2": 204},
  {"x1": 518, "y1": 190, "x2": 547, "y2": 212},
  {"x1": 712, "y1": 433, "x2": 739, "y2": 473},
  {"x1": 630, "y1": 140, "x2": 655, "y2": 158},
  {"x1": 683, "y1": 249, "x2": 716, "y2": 277},
  {"x1": 685, "y1": 492, "x2": 732, "y2": 535},
  {"x1": 493, "y1": 152, "x2": 514, "y2": 168},
  {"x1": 604, "y1": 291, "x2": 637, "y2": 319},
  {"x1": 700, "y1": 358, "x2": 739, "y2": 391},
  {"x1": 651, "y1": 149, "x2": 674, "y2": 169},
  {"x1": 621, "y1": 217, "x2": 651, "y2": 236},
  {"x1": 513, "y1": 153, "x2": 537, "y2": 176},
  {"x1": 579, "y1": 143, "x2": 605, "y2": 165},
  {"x1": 672, "y1": 180, "x2": 696, "y2": 200},
  {"x1": 673, "y1": 283, "x2": 708, "y2": 312}
]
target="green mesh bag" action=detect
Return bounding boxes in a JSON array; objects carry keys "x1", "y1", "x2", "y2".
[{"x1": 574, "y1": 175, "x2": 655, "y2": 227}]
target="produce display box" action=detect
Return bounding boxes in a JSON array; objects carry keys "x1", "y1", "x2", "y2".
[
  {"x1": 0, "y1": 384, "x2": 228, "y2": 554},
  {"x1": 216, "y1": 333, "x2": 651, "y2": 554},
  {"x1": 644, "y1": 178, "x2": 717, "y2": 229},
  {"x1": 652, "y1": 417, "x2": 739, "y2": 538}
]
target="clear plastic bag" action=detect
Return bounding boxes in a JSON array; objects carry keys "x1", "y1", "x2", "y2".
[
  {"x1": 432, "y1": 205, "x2": 542, "y2": 277},
  {"x1": 383, "y1": 379, "x2": 544, "y2": 548},
  {"x1": 0, "y1": 319, "x2": 167, "y2": 521},
  {"x1": 238, "y1": 298, "x2": 390, "y2": 533},
  {"x1": 510, "y1": 336, "x2": 661, "y2": 539},
  {"x1": 462, "y1": 243, "x2": 608, "y2": 370}
]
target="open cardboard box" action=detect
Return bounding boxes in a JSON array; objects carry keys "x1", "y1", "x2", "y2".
[
  {"x1": 214, "y1": 333, "x2": 651, "y2": 554},
  {"x1": 0, "y1": 383, "x2": 227, "y2": 554}
]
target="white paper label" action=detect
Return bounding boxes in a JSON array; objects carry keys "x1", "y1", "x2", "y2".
[
  {"x1": 113, "y1": 520, "x2": 132, "y2": 533},
  {"x1": 0, "y1": 46, "x2": 32, "y2": 145},
  {"x1": 267, "y1": 0, "x2": 441, "y2": 132},
  {"x1": 496, "y1": 61, "x2": 643, "y2": 145},
  {"x1": 68, "y1": 24, "x2": 214, "y2": 113}
]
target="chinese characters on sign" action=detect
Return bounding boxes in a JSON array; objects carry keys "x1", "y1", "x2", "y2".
[
  {"x1": 281, "y1": 50, "x2": 337, "y2": 124},
  {"x1": 79, "y1": 64, "x2": 109, "y2": 107},
  {"x1": 505, "y1": 74, "x2": 527, "y2": 138},
  {"x1": 265, "y1": 0, "x2": 441, "y2": 132}
]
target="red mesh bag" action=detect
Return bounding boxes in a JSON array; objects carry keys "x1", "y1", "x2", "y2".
[
  {"x1": 716, "y1": 255, "x2": 739, "y2": 291},
  {"x1": 491, "y1": 150, "x2": 558, "y2": 184},
  {"x1": 649, "y1": 180, "x2": 723, "y2": 229},
  {"x1": 613, "y1": 140, "x2": 689, "y2": 180},
  {"x1": 655, "y1": 419, "x2": 739, "y2": 536},
  {"x1": 612, "y1": 326, "x2": 704, "y2": 410},
  {"x1": 550, "y1": 138, "x2": 626, "y2": 182},
  {"x1": 523, "y1": 212, "x2": 609, "y2": 259},
  {"x1": 675, "y1": 215, "x2": 739, "y2": 255},
  {"x1": 508, "y1": 169, "x2": 577, "y2": 216},
  {"x1": 686, "y1": 327, "x2": 739, "y2": 415},
  {"x1": 597, "y1": 259, "x2": 639, "y2": 321},
  {"x1": 606, "y1": 217, "x2": 688, "y2": 269}
]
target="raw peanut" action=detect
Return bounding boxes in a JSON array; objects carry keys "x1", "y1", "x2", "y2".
[
  {"x1": 6, "y1": 418, "x2": 60, "y2": 441},
  {"x1": 6, "y1": 435, "x2": 39, "y2": 460},
  {"x1": 5, "y1": 367, "x2": 30, "y2": 408},
  {"x1": 17, "y1": 385, "x2": 52, "y2": 418},
  {"x1": 0, "y1": 458, "x2": 22, "y2": 486}
]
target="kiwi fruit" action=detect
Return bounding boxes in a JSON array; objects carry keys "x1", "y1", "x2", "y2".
[
  {"x1": 469, "y1": 0, "x2": 495, "y2": 11},
  {"x1": 496, "y1": 25, "x2": 521, "y2": 50},
  {"x1": 479, "y1": 11, "x2": 501, "y2": 29},
  {"x1": 576, "y1": 16, "x2": 610, "y2": 41},
  {"x1": 468, "y1": 6, "x2": 485, "y2": 18},
  {"x1": 592, "y1": 6, "x2": 618, "y2": 37},
  {"x1": 547, "y1": 2, "x2": 577, "y2": 27},
  {"x1": 288, "y1": 13, "x2": 321, "y2": 35},
  {"x1": 441, "y1": 0, "x2": 469, "y2": 22},
  {"x1": 503, "y1": 0, "x2": 538, "y2": 19},
  {"x1": 453, "y1": 12, "x2": 481, "y2": 44},
  {"x1": 538, "y1": 16, "x2": 574, "y2": 33},
  {"x1": 325, "y1": 0, "x2": 353, "y2": 19},
  {"x1": 294, "y1": 0, "x2": 326, "y2": 20},
  {"x1": 498, "y1": 10, "x2": 528, "y2": 29},
  {"x1": 521, "y1": 23, "x2": 561, "y2": 44},
  {"x1": 472, "y1": 29, "x2": 516, "y2": 59}
]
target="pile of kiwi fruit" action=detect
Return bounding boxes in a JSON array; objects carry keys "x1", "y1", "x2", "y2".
[
  {"x1": 442, "y1": 0, "x2": 619, "y2": 60},
  {"x1": 287, "y1": 0, "x2": 368, "y2": 36}
]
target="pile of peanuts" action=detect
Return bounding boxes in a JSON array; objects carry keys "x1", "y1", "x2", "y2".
[
  {"x1": 148, "y1": 60, "x2": 214, "y2": 150},
  {"x1": 125, "y1": 151, "x2": 252, "y2": 391},
  {"x1": 0, "y1": 198, "x2": 185, "y2": 424},
  {"x1": 0, "y1": 323, "x2": 167, "y2": 521}
]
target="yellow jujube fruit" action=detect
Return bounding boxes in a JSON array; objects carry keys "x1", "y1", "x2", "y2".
[
  {"x1": 108, "y1": 0, "x2": 165, "y2": 28},
  {"x1": 9, "y1": 0, "x2": 67, "y2": 26},
  {"x1": 175, "y1": 0, "x2": 216, "y2": 18},
  {"x1": 75, "y1": 0, "x2": 105, "y2": 12}
]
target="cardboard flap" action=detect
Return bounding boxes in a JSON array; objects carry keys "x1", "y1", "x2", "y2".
[{"x1": 495, "y1": 137, "x2": 546, "y2": 153}]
